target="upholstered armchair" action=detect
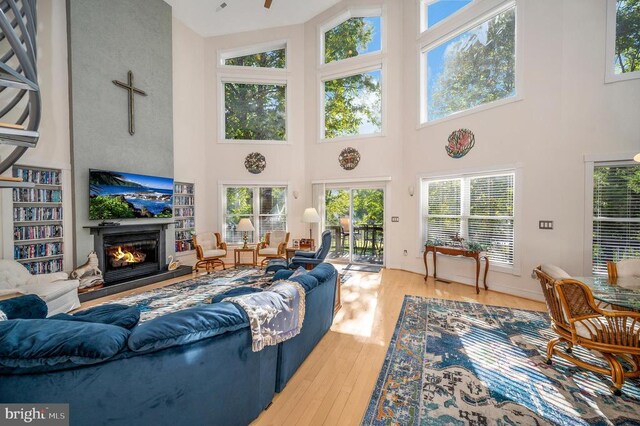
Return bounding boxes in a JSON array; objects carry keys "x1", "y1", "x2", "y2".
[
  {"x1": 257, "y1": 231, "x2": 290, "y2": 267},
  {"x1": 607, "y1": 258, "x2": 640, "y2": 280},
  {"x1": 193, "y1": 232, "x2": 227, "y2": 272},
  {"x1": 534, "y1": 265, "x2": 640, "y2": 395},
  {"x1": 0, "y1": 259, "x2": 80, "y2": 316},
  {"x1": 290, "y1": 230, "x2": 332, "y2": 270}
]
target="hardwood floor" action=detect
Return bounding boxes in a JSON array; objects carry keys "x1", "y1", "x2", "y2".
[{"x1": 79, "y1": 265, "x2": 545, "y2": 425}]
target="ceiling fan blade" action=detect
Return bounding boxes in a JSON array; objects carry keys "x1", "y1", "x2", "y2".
[{"x1": 264, "y1": 0, "x2": 272, "y2": 9}]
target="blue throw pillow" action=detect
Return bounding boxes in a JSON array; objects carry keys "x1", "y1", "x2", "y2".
[
  {"x1": 209, "y1": 287, "x2": 263, "y2": 304},
  {"x1": 308, "y1": 263, "x2": 336, "y2": 284},
  {"x1": 51, "y1": 304, "x2": 140, "y2": 329},
  {"x1": 0, "y1": 295, "x2": 47, "y2": 319},
  {"x1": 0, "y1": 319, "x2": 130, "y2": 370},
  {"x1": 128, "y1": 302, "x2": 249, "y2": 353},
  {"x1": 288, "y1": 274, "x2": 319, "y2": 292},
  {"x1": 273, "y1": 269, "x2": 294, "y2": 282}
]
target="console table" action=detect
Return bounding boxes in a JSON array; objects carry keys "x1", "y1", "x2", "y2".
[{"x1": 423, "y1": 245, "x2": 489, "y2": 294}]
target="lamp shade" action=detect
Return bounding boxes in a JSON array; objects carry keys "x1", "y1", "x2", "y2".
[
  {"x1": 302, "y1": 207, "x2": 321, "y2": 223},
  {"x1": 237, "y1": 218, "x2": 255, "y2": 232},
  {"x1": 635, "y1": 152, "x2": 640, "y2": 162}
]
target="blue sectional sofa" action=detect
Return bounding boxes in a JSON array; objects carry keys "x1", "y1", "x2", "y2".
[{"x1": 0, "y1": 263, "x2": 338, "y2": 426}]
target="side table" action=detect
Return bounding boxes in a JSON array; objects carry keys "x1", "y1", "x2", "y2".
[{"x1": 234, "y1": 246, "x2": 257, "y2": 267}]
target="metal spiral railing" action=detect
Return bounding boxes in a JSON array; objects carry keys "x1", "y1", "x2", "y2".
[{"x1": 0, "y1": 0, "x2": 40, "y2": 174}]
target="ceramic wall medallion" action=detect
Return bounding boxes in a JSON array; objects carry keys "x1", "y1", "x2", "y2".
[
  {"x1": 446, "y1": 129, "x2": 475, "y2": 158},
  {"x1": 338, "y1": 147, "x2": 361, "y2": 170},
  {"x1": 244, "y1": 152, "x2": 266, "y2": 174}
]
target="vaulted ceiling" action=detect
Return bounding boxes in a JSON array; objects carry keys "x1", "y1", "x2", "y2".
[{"x1": 164, "y1": 0, "x2": 341, "y2": 37}]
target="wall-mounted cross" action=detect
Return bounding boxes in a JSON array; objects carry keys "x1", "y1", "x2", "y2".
[{"x1": 112, "y1": 70, "x2": 147, "y2": 135}]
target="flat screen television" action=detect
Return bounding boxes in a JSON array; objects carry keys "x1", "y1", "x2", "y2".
[{"x1": 89, "y1": 169, "x2": 174, "y2": 220}]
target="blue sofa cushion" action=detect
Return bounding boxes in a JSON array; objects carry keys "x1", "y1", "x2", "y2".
[
  {"x1": 0, "y1": 319, "x2": 130, "y2": 370},
  {"x1": 0, "y1": 295, "x2": 47, "y2": 319},
  {"x1": 308, "y1": 263, "x2": 336, "y2": 284},
  {"x1": 128, "y1": 302, "x2": 249, "y2": 353},
  {"x1": 273, "y1": 269, "x2": 294, "y2": 281},
  {"x1": 50, "y1": 304, "x2": 140, "y2": 329},
  {"x1": 210, "y1": 286, "x2": 263, "y2": 304},
  {"x1": 288, "y1": 274, "x2": 319, "y2": 292}
]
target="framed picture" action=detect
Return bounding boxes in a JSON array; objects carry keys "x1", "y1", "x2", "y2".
[{"x1": 293, "y1": 239, "x2": 300, "y2": 249}]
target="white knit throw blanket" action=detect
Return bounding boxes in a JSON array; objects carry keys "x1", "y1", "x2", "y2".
[{"x1": 224, "y1": 280, "x2": 306, "y2": 352}]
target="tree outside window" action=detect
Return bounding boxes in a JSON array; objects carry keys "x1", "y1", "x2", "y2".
[
  {"x1": 615, "y1": 0, "x2": 640, "y2": 74},
  {"x1": 224, "y1": 82, "x2": 286, "y2": 141}
]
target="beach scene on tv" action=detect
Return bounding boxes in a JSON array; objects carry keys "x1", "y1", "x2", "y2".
[{"x1": 89, "y1": 170, "x2": 174, "y2": 219}]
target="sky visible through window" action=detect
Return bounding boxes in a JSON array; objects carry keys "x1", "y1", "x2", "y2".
[{"x1": 426, "y1": 0, "x2": 473, "y2": 28}]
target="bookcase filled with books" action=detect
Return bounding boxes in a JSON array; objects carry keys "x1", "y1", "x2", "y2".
[
  {"x1": 173, "y1": 182, "x2": 195, "y2": 253},
  {"x1": 12, "y1": 165, "x2": 64, "y2": 274}
]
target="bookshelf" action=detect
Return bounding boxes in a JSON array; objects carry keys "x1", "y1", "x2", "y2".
[
  {"x1": 174, "y1": 182, "x2": 195, "y2": 253},
  {"x1": 12, "y1": 165, "x2": 64, "y2": 274}
]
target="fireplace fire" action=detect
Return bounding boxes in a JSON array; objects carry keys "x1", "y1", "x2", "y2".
[{"x1": 109, "y1": 246, "x2": 147, "y2": 267}]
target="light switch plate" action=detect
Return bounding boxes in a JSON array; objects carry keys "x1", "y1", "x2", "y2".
[
  {"x1": 391, "y1": 216, "x2": 399, "y2": 222},
  {"x1": 539, "y1": 220, "x2": 554, "y2": 230}
]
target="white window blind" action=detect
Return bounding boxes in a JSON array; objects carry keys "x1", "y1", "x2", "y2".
[
  {"x1": 592, "y1": 163, "x2": 640, "y2": 274},
  {"x1": 423, "y1": 172, "x2": 515, "y2": 266}
]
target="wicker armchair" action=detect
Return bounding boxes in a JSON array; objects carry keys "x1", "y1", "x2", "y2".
[
  {"x1": 193, "y1": 232, "x2": 227, "y2": 272},
  {"x1": 607, "y1": 258, "x2": 640, "y2": 280},
  {"x1": 534, "y1": 265, "x2": 640, "y2": 394},
  {"x1": 257, "y1": 231, "x2": 289, "y2": 267}
]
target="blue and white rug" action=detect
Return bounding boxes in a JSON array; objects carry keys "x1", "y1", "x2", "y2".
[
  {"x1": 362, "y1": 297, "x2": 640, "y2": 425},
  {"x1": 96, "y1": 268, "x2": 272, "y2": 323}
]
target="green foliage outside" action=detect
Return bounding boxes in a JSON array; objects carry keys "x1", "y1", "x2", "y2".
[
  {"x1": 225, "y1": 48, "x2": 286, "y2": 68},
  {"x1": 225, "y1": 83, "x2": 286, "y2": 140},
  {"x1": 616, "y1": 0, "x2": 640, "y2": 74},
  {"x1": 89, "y1": 196, "x2": 135, "y2": 219},
  {"x1": 429, "y1": 8, "x2": 516, "y2": 121},
  {"x1": 324, "y1": 189, "x2": 384, "y2": 226},
  {"x1": 324, "y1": 18, "x2": 381, "y2": 138}
]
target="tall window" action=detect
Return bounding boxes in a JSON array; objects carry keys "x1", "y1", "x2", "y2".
[
  {"x1": 606, "y1": 0, "x2": 640, "y2": 81},
  {"x1": 219, "y1": 42, "x2": 288, "y2": 142},
  {"x1": 592, "y1": 163, "x2": 640, "y2": 274},
  {"x1": 223, "y1": 185, "x2": 287, "y2": 244},
  {"x1": 320, "y1": 9, "x2": 384, "y2": 141},
  {"x1": 422, "y1": 172, "x2": 515, "y2": 266},
  {"x1": 420, "y1": 3, "x2": 517, "y2": 123}
]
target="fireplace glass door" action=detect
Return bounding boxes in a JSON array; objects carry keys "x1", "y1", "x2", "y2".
[{"x1": 103, "y1": 233, "x2": 160, "y2": 283}]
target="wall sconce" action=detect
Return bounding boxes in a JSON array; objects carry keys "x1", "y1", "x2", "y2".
[
  {"x1": 408, "y1": 186, "x2": 415, "y2": 197},
  {"x1": 293, "y1": 190, "x2": 299, "y2": 199}
]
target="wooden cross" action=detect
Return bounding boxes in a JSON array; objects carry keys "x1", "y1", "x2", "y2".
[{"x1": 112, "y1": 70, "x2": 147, "y2": 135}]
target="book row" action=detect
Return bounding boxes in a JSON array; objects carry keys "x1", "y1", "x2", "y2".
[
  {"x1": 175, "y1": 218, "x2": 195, "y2": 229},
  {"x1": 175, "y1": 230, "x2": 193, "y2": 241},
  {"x1": 14, "y1": 168, "x2": 61, "y2": 185},
  {"x1": 174, "y1": 207, "x2": 194, "y2": 217},
  {"x1": 14, "y1": 242, "x2": 63, "y2": 260},
  {"x1": 13, "y1": 188, "x2": 62, "y2": 203},
  {"x1": 174, "y1": 184, "x2": 194, "y2": 195},
  {"x1": 175, "y1": 240, "x2": 194, "y2": 252},
  {"x1": 14, "y1": 225, "x2": 63, "y2": 241},
  {"x1": 174, "y1": 195, "x2": 194, "y2": 206},
  {"x1": 14, "y1": 207, "x2": 63, "y2": 222},
  {"x1": 23, "y1": 258, "x2": 64, "y2": 275}
]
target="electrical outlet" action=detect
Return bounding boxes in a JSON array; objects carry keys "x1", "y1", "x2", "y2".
[
  {"x1": 539, "y1": 220, "x2": 554, "y2": 230},
  {"x1": 391, "y1": 216, "x2": 399, "y2": 222},
  {"x1": 403, "y1": 249, "x2": 408, "y2": 256}
]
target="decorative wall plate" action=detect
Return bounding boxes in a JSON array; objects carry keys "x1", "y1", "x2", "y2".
[
  {"x1": 446, "y1": 129, "x2": 475, "y2": 158},
  {"x1": 338, "y1": 147, "x2": 360, "y2": 170},
  {"x1": 244, "y1": 152, "x2": 266, "y2": 174}
]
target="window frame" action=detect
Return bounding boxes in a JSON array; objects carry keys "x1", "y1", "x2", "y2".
[
  {"x1": 418, "y1": 0, "x2": 476, "y2": 34},
  {"x1": 318, "y1": 7, "x2": 385, "y2": 68},
  {"x1": 583, "y1": 153, "x2": 639, "y2": 275},
  {"x1": 417, "y1": 0, "x2": 522, "y2": 127},
  {"x1": 319, "y1": 62, "x2": 386, "y2": 142},
  {"x1": 217, "y1": 74, "x2": 290, "y2": 144},
  {"x1": 218, "y1": 40, "x2": 288, "y2": 71},
  {"x1": 418, "y1": 165, "x2": 522, "y2": 275},
  {"x1": 605, "y1": 0, "x2": 640, "y2": 83},
  {"x1": 219, "y1": 182, "x2": 290, "y2": 245}
]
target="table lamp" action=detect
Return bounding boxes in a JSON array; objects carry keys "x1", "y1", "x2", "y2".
[
  {"x1": 237, "y1": 218, "x2": 255, "y2": 249},
  {"x1": 302, "y1": 207, "x2": 321, "y2": 240}
]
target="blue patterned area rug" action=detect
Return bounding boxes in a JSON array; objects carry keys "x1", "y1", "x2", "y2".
[
  {"x1": 96, "y1": 268, "x2": 272, "y2": 323},
  {"x1": 362, "y1": 297, "x2": 640, "y2": 425}
]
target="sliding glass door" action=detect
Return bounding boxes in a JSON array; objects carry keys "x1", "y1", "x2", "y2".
[{"x1": 324, "y1": 186, "x2": 384, "y2": 266}]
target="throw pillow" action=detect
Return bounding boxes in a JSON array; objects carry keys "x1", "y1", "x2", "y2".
[
  {"x1": 209, "y1": 287, "x2": 263, "y2": 304},
  {"x1": 290, "y1": 266, "x2": 307, "y2": 278},
  {"x1": 0, "y1": 294, "x2": 47, "y2": 319},
  {"x1": 50, "y1": 304, "x2": 140, "y2": 329}
]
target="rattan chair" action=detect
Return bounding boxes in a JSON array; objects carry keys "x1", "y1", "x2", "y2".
[
  {"x1": 534, "y1": 265, "x2": 640, "y2": 394},
  {"x1": 607, "y1": 259, "x2": 640, "y2": 280},
  {"x1": 193, "y1": 232, "x2": 227, "y2": 272},
  {"x1": 256, "y1": 231, "x2": 289, "y2": 267}
]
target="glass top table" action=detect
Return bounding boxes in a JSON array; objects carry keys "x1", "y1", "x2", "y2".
[{"x1": 574, "y1": 276, "x2": 640, "y2": 311}]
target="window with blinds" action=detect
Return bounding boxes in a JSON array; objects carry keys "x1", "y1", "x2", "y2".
[
  {"x1": 423, "y1": 172, "x2": 515, "y2": 265},
  {"x1": 592, "y1": 163, "x2": 640, "y2": 274}
]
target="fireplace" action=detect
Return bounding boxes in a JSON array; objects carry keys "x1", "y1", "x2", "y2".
[{"x1": 89, "y1": 224, "x2": 168, "y2": 285}]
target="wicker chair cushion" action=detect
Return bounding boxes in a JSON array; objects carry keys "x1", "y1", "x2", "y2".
[
  {"x1": 615, "y1": 259, "x2": 640, "y2": 277},
  {"x1": 203, "y1": 249, "x2": 226, "y2": 258},
  {"x1": 574, "y1": 317, "x2": 640, "y2": 346},
  {"x1": 268, "y1": 231, "x2": 287, "y2": 248},
  {"x1": 541, "y1": 264, "x2": 571, "y2": 280},
  {"x1": 197, "y1": 233, "x2": 216, "y2": 251},
  {"x1": 258, "y1": 248, "x2": 279, "y2": 256}
]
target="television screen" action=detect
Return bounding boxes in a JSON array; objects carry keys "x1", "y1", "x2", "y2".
[{"x1": 89, "y1": 170, "x2": 174, "y2": 220}]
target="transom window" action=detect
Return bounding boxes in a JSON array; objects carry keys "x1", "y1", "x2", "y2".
[
  {"x1": 422, "y1": 0, "x2": 474, "y2": 30},
  {"x1": 224, "y1": 48, "x2": 285, "y2": 69},
  {"x1": 606, "y1": 0, "x2": 640, "y2": 82},
  {"x1": 422, "y1": 172, "x2": 515, "y2": 266},
  {"x1": 420, "y1": 3, "x2": 517, "y2": 123},
  {"x1": 222, "y1": 185, "x2": 287, "y2": 244},
  {"x1": 323, "y1": 15, "x2": 381, "y2": 64},
  {"x1": 592, "y1": 163, "x2": 640, "y2": 274}
]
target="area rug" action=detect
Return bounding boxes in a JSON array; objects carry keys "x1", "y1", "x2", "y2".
[
  {"x1": 94, "y1": 268, "x2": 273, "y2": 323},
  {"x1": 362, "y1": 297, "x2": 640, "y2": 425},
  {"x1": 344, "y1": 264, "x2": 382, "y2": 273}
]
